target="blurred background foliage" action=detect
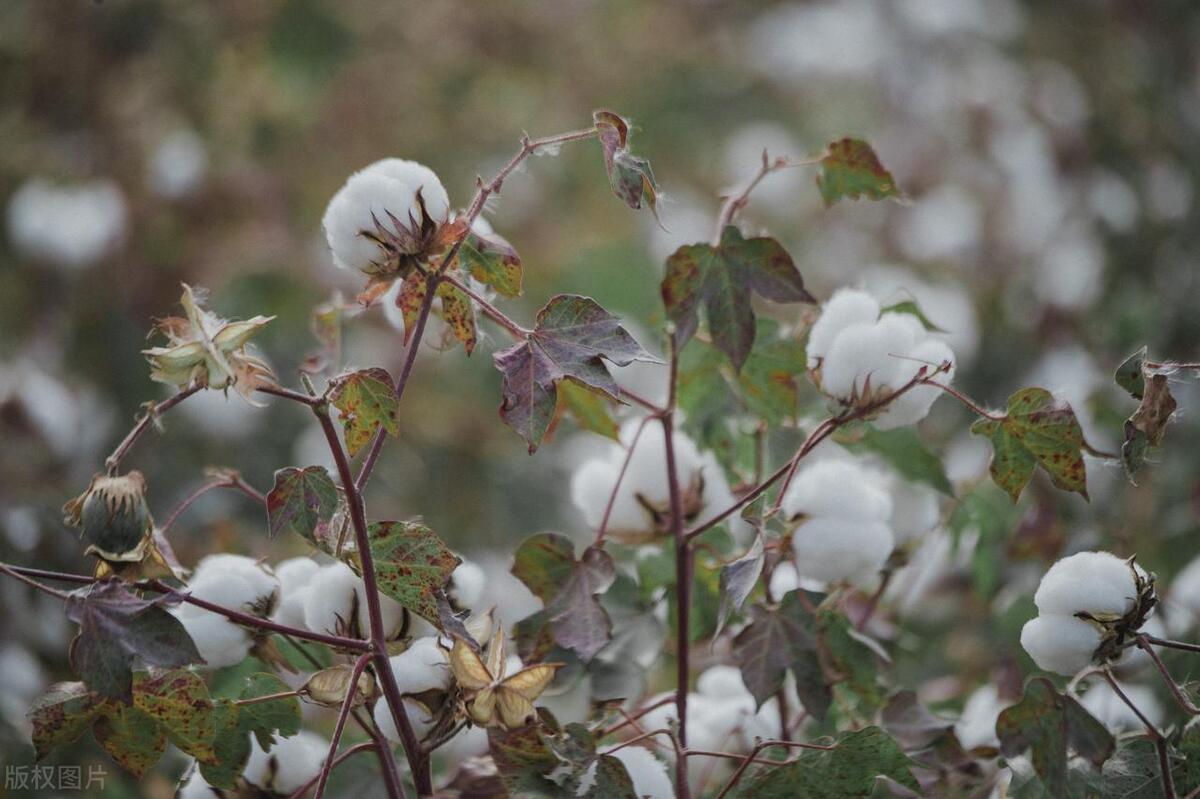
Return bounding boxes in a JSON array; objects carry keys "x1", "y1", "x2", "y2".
[{"x1": 2, "y1": 0, "x2": 1200, "y2": 796}]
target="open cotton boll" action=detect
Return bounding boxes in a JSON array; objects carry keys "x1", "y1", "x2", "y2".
[
  {"x1": 781, "y1": 459, "x2": 892, "y2": 522},
  {"x1": 889, "y1": 479, "x2": 942, "y2": 545},
  {"x1": 302, "y1": 561, "x2": 406, "y2": 638},
  {"x1": 1020, "y1": 614, "x2": 1103, "y2": 676},
  {"x1": 792, "y1": 517, "x2": 895, "y2": 583},
  {"x1": 243, "y1": 730, "x2": 327, "y2": 795},
  {"x1": 1165, "y1": 555, "x2": 1200, "y2": 636},
  {"x1": 189, "y1": 554, "x2": 279, "y2": 615},
  {"x1": 819, "y1": 315, "x2": 920, "y2": 401},
  {"x1": 697, "y1": 664, "x2": 751, "y2": 698},
  {"x1": 806, "y1": 289, "x2": 881, "y2": 365},
  {"x1": 172, "y1": 606, "x2": 252, "y2": 669},
  {"x1": 577, "y1": 746, "x2": 673, "y2": 799},
  {"x1": 1079, "y1": 680, "x2": 1164, "y2": 733},
  {"x1": 322, "y1": 158, "x2": 450, "y2": 273},
  {"x1": 570, "y1": 456, "x2": 623, "y2": 530},
  {"x1": 955, "y1": 684, "x2": 1006, "y2": 750},
  {"x1": 873, "y1": 337, "x2": 956, "y2": 430},
  {"x1": 539, "y1": 673, "x2": 593, "y2": 726},
  {"x1": 1034, "y1": 551, "x2": 1141, "y2": 619},
  {"x1": 437, "y1": 723, "x2": 489, "y2": 761},
  {"x1": 450, "y1": 559, "x2": 486, "y2": 610},
  {"x1": 374, "y1": 638, "x2": 452, "y2": 740},
  {"x1": 271, "y1": 557, "x2": 318, "y2": 629},
  {"x1": 376, "y1": 694, "x2": 442, "y2": 742}
]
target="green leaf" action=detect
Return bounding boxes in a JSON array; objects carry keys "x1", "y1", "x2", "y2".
[
  {"x1": 716, "y1": 533, "x2": 765, "y2": 638},
  {"x1": 27, "y1": 682, "x2": 104, "y2": 760},
  {"x1": 65, "y1": 579, "x2": 203, "y2": 701},
  {"x1": 585, "y1": 755, "x2": 638, "y2": 798},
  {"x1": 132, "y1": 670, "x2": 216, "y2": 763},
  {"x1": 738, "y1": 726, "x2": 919, "y2": 797},
  {"x1": 996, "y1": 677, "x2": 1115, "y2": 797},
  {"x1": 839, "y1": 426, "x2": 954, "y2": 496},
  {"x1": 737, "y1": 319, "x2": 808, "y2": 424},
  {"x1": 820, "y1": 608, "x2": 883, "y2": 709},
  {"x1": 266, "y1": 465, "x2": 339, "y2": 541},
  {"x1": 1114, "y1": 347, "x2": 1148, "y2": 399},
  {"x1": 460, "y1": 231, "x2": 523, "y2": 297},
  {"x1": 662, "y1": 226, "x2": 815, "y2": 371},
  {"x1": 555, "y1": 379, "x2": 620, "y2": 440},
  {"x1": 92, "y1": 703, "x2": 166, "y2": 778},
  {"x1": 594, "y1": 109, "x2": 661, "y2": 222},
  {"x1": 816, "y1": 138, "x2": 902, "y2": 207},
  {"x1": 512, "y1": 533, "x2": 578, "y2": 603},
  {"x1": 329, "y1": 367, "x2": 399, "y2": 457},
  {"x1": 732, "y1": 591, "x2": 830, "y2": 721},
  {"x1": 970, "y1": 387, "x2": 1089, "y2": 503},
  {"x1": 879, "y1": 300, "x2": 947, "y2": 333},
  {"x1": 201, "y1": 673, "x2": 303, "y2": 789},
  {"x1": 436, "y1": 280, "x2": 479, "y2": 355},
  {"x1": 368, "y1": 520, "x2": 460, "y2": 627},
  {"x1": 488, "y1": 724, "x2": 562, "y2": 798},
  {"x1": 493, "y1": 294, "x2": 658, "y2": 453},
  {"x1": 1122, "y1": 372, "x2": 1177, "y2": 482}
]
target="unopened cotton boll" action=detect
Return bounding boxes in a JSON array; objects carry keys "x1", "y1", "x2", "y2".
[
  {"x1": 955, "y1": 684, "x2": 1005, "y2": 750},
  {"x1": 322, "y1": 158, "x2": 450, "y2": 274},
  {"x1": 1033, "y1": 551, "x2": 1141, "y2": 619},
  {"x1": 1079, "y1": 680, "x2": 1163, "y2": 733},
  {"x1": 1020, "y1": 614, "x2": 1103, "y2": 676},
  {"x1": 243, "y1": 731, "x2": 327, "y2": 795},
  {"x1": 302, "y1": 561, "x2": 406, "y2": 638},
  {"x1": 577, "y1": 746, "x2": 673, "y2": 799}
]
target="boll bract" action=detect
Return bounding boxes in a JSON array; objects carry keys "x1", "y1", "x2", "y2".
[
  {"x1": 243, "y1": 730, "x2": 327, "y2": 795},
  {"x1": 374, "y1": 636, "x2": 452, "y2": 741},
  {"x1": 1021, "y1": 551, "x2": 1154, "y2": 676},
  {"x1": 805, "y1": 288, "x2": 956, "y2": 429},
  {"x1": 172, "y1": 554, "x2": 279, "y2": 669},
  {"x1": 781, "y1": 459, "x2": 895, "y2": 583},
  {"x1": 570, "y1": 419, "x2": 748, "y2": 543},
  {"x1": 302, "y1": 560, "x2": 407, "y2": 639},
  {"x1": 322, "y1": 158, "x2": 450, "y2": 277}
]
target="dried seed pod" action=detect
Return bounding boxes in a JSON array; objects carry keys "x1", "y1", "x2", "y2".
[{"x1": 64, "y1": 471, "x2": 154, "y2": 562}]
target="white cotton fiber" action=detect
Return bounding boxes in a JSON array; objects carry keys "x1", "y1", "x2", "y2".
[{"x1": 1020, "y1": 614, "x2": 1104, "y2": 676}]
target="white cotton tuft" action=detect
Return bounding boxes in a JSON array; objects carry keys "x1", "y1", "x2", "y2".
[
  {"x1": 172, "y1": 606, "x2": 252, "y2": 669},
  {"x1": 1033, "y1": 551, "x2": 1141, "y2": 619},
  {"x1": 1020, "y1": 614, "x2": 1103, "y2": 676},
  {"x1": 805, "y1": 289, "x2": 881, "y2": 364},
  {"x1": 873, "y1": 337, "x2": 957, "y2": 430},
  {"x1": 696, "y1": 664, "x2": 750, "y2": 698},
  {"x1": 384, "y1": 637, "x2": 452, "y2": 695},
  {"x1": 889, "y1": 479, "x2": 942, "y2": 545},
  {"x1": 7, "y1": 177, "x2": 128, "y2": 270},
  {"x1": 243, "y1": 730, "x2": 327, "y2": 795},
  {"x1": 955, "y1": 684, "x2": 1006, "y2": 750},
  {"x1": 594, "y1": 746, "x2": 673, "y2": 799},
  {"x1": 450, "y1": 559, "x2": 486, "y2": 610},
  {"x1": 271, "y1": 557, "x2": 319, "y2": 629},
  {"x1": 1166, "y1": 555, "x2": 1200, "y2": 635},
  {"x1": 176, "y1": 766, "x2": 222, "y2": 799},
  {"x1": 302, "y1": 561, "x2": 406, "y2": 639},
  {"x1": 189, "y1": 554, "x2": 279, "y2": 615},
  {"x1": 819, "y1": 316, "x2": 918, "y2": 401},
  {"x1": 322, "y1": 158, "x2": 450, "y2": 273},
  {"x1": 781, "y1": 459, "x2": 893, "y2": 522},
  {"x1": 1079, "y1": 680, "x2": 1163, "y2": 733},
  {"x1": 792, "y1": 517, "x2": 894, "y2": 583}
]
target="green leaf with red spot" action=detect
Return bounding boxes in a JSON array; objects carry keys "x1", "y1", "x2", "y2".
[
  {"x1": 460, "y1": 231, "x2": 523, "y2": 297},
  {"x1": 739, "y1": 726, "x2": 919, "y2": 796},
  {"x1": 367, "y1": 520, "x2": 460, "y2": 627},
  {"x1": 594, "y1": 109, "x2": 661, "y2": 224},
  {"x1": 65, "y1": 579, "x2": 203, "y2": 702},
  {"x1": 996, "y1": 677, "x2": 1115, "y2": 796},
  {"x1": 266, "y1": 465, "x2": 339, "y2": 541},
  {"x1": 92, "y1": 702, "x2": 166, "y2": 778},
  {"x1": 493, "y1": 294, "x2": 658, "y2": 453},
  {"x1": 201, "y1": 673, "x2": 302, "y2": 789},
  {"x1": 662, "y1": 226, "x2": 815, "y2": 371},
  {"x1": 132, "y1": 669, "x2": 216, "y2": 763},
  {"x1": 329, "y1": 367, "x2": 399, "y2": 456},
  {"x1": 27, "y1": 682, "x2": 104, "y2": 760},
  {"x1": 970, "y1": 388, "x2": 1089, "y2": 503},
  {"x1": 554, "y1": 378, "x2": 620, "y2": 441},
  {"x1": 816, "y1": 138, "x2": 903, "y2": 207},
  {"x1": 395, "y1": 272, "x2": 479, "y2": 354}
]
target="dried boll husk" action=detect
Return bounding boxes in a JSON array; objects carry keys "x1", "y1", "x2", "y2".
[{"x1": 64, "y1": 471, "x2": 154, "y2": 563}]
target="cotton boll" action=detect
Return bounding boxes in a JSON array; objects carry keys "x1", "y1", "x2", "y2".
[
  {"x1": 272, "y1": 557, "x2": 319, "y2": 629},
  {"x1": 243, "y1": 730, "x2": 327, "y2": 795},
  {"x1": 539, "y1": 674, "x2": 593, "y2": 726},
  {"x1": 1033, "y1": 551, "x2": 1141, "y2": 619},
  {"x1": 385, "y1": 637, "x2": 452, "y2": 695},
  {"x1": 1111, "y1": 616, "x2": 1166, "y2": 677},
  {"x1": 7, "y1": 177, "x2": 128, "y2": 270},
  {"x1": 322, "y1": 158, "x2": 450, "y2": 273},
  {"x1": 302, "y1": 561, "x2": 405, "y2": 638},
  {"x1": 1020, "y1": 615, "x2": 1103, "y2": 676},
  {"x1": 437, "y1": 723, "x2": 489, "y2": 761},
  {"x1": 375, "y1": 694, "x2": 443, "y2": 742},
  {"x1": 190, "y1": 554, "x2": 279, "y2": 615},
  {"x1": 792, "y1": 517, "x2": 894, "y2": 583},
  {"x1": 820, "y1": 314, "x2": 920, "y2": 401},
  {"x1": 1165, "y1": 555, "x2": 1200, "y2": 636},
  {"x1": 451, "y1": 559, "x2": 486, "y2": 610},
  {"x1": 173, "y1": 607, "x2": 251, "y2": 669},
  {"x1": 955, "y1": 684, "x2": 1005, "y2": 750},
  {"x1": 806, "y1": 289, "x2": 882, "y2": 365},
  {"x1": 872, "y1": 338, "x2": 956, "y2": 430},
  {"x1": 176, "y1": 766, "x2": 222, "y2": 799},
  {"x1": 889, "y1": 479, "x2": 941, "y2": 545},
  {"x1": 570, "y1": 456, "x2": 623, "y2": 530},
  {"x1": 781, "y1": 460, "x2": 892, "y2": 522},
  {"x1": 1079, "y1": 680, "x2": 1163, "y2": 733},
  {"x1": 697, "y1": 665, "x2": 750, "y2": 698}
]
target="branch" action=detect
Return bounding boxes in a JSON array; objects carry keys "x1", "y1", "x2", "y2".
[
  {"x1": 352, "y1": 708, "x2": 408, "y2": 799},
  {"x1": 440, "y1": 272, "x2": 528, "y2": 339},
  {"x1": 313, "y1": 653, "x2": 372, "y2": 799},
  {"x1": 256, "y1": 383, "x2": 324, "y2": 407},
  {"x1": 711, "y1": 150, "x2": 821, "y2": 244},
  {"x1": 284, "y1": 742, "x2": 377, "y2": 799},
  {"x1": 713, "y1": 739, "x2": 837, "y2": 799},
  {"x1": 105, "y1": 383, "x2": 203, "y2": 474},
  {"x1": 1101, "y1": 668, "x2": 1176, "y2": 798},
  {"x1": 159, "y1": 472, "x2": 266, "y2": 535},
  {"x1": 595, "y1": 415, "x2": 654, "y2": 545},
  {"x1": 1138, "y1": 635, "x2": 1200, "y2": 715}
]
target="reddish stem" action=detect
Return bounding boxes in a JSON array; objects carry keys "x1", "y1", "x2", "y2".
[
  {"x1": 285, "y1": 742, "x2": 377, "y2": 799},
  {"x1": 105, "y1": 383, "x2": 203, "y2": 474},
  {"x1": 313, "y1": 653, "x2": 372, "y2": 799},
  {"x1": 595, "y1": 415, "x2": 653, "y2": 545}
]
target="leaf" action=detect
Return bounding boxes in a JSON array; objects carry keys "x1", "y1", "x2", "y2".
[
  {"x1": 460, "y1": 231, "x2": 523, "y2": 297},
  {"x1": 996, "y1": 677, "x2": 1115, "y2": 797},
  {"x1": 970, "y1": 388, "x2": 1089, "y2": 503},
  {"x1": 879, "y1": 300, "x2": 947, "y2": 333},
  {"x1": 584, "y1": 754, "x2": 638, "y2": 798},
  {"x1": 594, "y1": 109, "x2": 661, "y2": 222},
  {"x1": 555, "y1": 379, "x2": 620, "y2": 441},
  {"x1": 329, "y1": 367, "x2": 400, "y2": 456},
  {"x1": 488, "y1": 724, "x2": 562, "y2": 798},
  {"x1": 1123, "y1": 373, "x2": 1177, "y2": 480},
  {"x1": 738, "y1": 726, "x2": 919, "y2": 797},
  {"x1": 201, "y1": 673, "x2": 302, "y2": 789},
  {"x1": 662, "y1": 225, "x2": 815, "y2": 371},
  {"x1": 819, "y1": 608, "x2": 883, "y2": 709},
  {"x1": 493, "y1": 294, "x2": 657, "y2": 453},
  {"x1": 436, "y1": 280, "x2": 479, "y2": 355},
  {"x1": 92, "y1": 703, "x2": 166, "y2": 778},
  {"x1": 715, "y1": 533, "x2": 765, "y2": 638},
  {"x1": 732, "y1": 591, "x2": 831, "y2": 721},
  {"x1": 65, "y1": 579, "x2": 203, "y2": 701},
  {"x1": 838, "y1": 426, "x2": 954, "y2": 496},
  {"x1": 132, "y1": 670, "x2": 216, "y2": 763},
  {"x1": 511, "y1": 534, "x2": 616, "y2": 661},
  {"x1": 27, "y1": 682, "x2": 104, "y2": 760},
  {"x1": 1114, "y1": 347, "x2": 1148, "y2": 399},
  {"x1": 266, "y1": 466, "x2": 339, "y2": 541},
  {"x1": 368, "y1": 520, "x2": 461, "y2": 626},
  {"x1": 816, "y1": 138, "x2": 902, "y2": 207}
]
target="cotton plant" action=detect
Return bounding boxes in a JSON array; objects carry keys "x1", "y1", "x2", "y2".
[{"x1": 8, "y1": 112, "x2": 1200, "y2": 799}]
